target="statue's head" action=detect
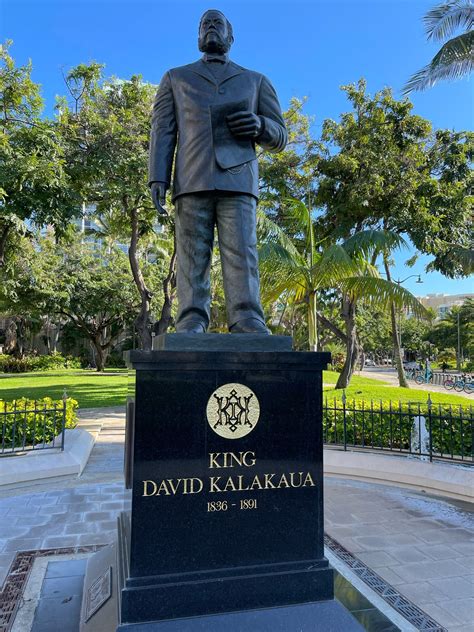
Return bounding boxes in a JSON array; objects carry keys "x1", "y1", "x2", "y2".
[{"x1": 198, "y1": 9, "x2": 234, "y2": 55}]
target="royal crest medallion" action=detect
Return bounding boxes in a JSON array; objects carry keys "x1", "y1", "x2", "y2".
[{"x1": 206, "y1": 383, "x2": 260, "y2": 439}]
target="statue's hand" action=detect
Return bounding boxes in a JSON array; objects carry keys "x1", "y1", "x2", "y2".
[
  {"x1": 226, "y1": 111, "x2": 263, "y2": 139},
  {"x1": 150, "y1": 182, "x2": 169, "y2": 216}
]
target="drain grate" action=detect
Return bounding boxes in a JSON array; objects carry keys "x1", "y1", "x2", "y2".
[
  {"x1": 0, "y1": 546, "x2": 102, "y2": 632},
  {"x1": 325, "y1": 533, "x2": 447, "y2": 631}
]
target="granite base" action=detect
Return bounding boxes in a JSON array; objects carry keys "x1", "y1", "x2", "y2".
[{"x1": 116, "y1": 600, "x2": 365, "y2": 631}]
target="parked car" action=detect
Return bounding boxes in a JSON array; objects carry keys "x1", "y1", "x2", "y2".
[{"x1": 365, "y1": 359, "x2": 376, "y2": 367}]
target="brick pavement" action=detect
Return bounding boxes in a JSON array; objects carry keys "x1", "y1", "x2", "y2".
[
  {"x1": 325, "y1": 478, "x2": 474, "y2": 631},
  {"x1": 0, "y1": 408, "x2": 472, "y2": 631}
]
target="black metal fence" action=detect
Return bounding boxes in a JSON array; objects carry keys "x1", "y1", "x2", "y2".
[
  {"x1": 323, "y1": 395, "x2": 473, "y2": 463},
  {"x1": 1, "y1": 400, "x2": 67, "y2": 456}
]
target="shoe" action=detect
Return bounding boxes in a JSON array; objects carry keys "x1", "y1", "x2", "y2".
[
  {"x1": 176, "y1": 321, "x2": 207, "y2": 334},
  {"x1": 229, "y1": 318, "x2": 270, "y2": 334}
]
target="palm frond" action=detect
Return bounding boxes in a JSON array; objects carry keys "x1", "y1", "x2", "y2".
[
  {"x1": 424, "y1": 1, "x2": 474, "y2": 42},
  {"x1": 258, "y1": 241, "x2": 306, "y2": 270},
  {"x1": 257, "y1": 209, "x2": 303, "y2": 261},
  {"x1": 342, "y1": 230, "x2": 408, "y2": 259},
  {"x1": 340, "y1": 277, "x2": 429, "y2": 318},
  {"x1": 283, "y1": 198, "x2": 315, "y2": 254},
  {"x1": 310, "y1": 244, "x2": 359, "y2": 288},
  {"x1": 404, "y1": 31, "x2": 474, "y2": 93}
]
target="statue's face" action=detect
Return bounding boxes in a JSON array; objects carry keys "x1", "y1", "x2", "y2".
[{"x1": 198, "y1": 10, "x2": 231, "y2": 54}]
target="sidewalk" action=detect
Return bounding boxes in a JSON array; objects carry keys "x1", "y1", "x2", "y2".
[
  {"x1": 0, "y1": 408, "x2": 472, "y2": 631},
  {"x1": 360, "y1": 367, "x2": 473, "y2": 399}
]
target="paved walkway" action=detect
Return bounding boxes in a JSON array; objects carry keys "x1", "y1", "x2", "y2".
[
  {"x1": 360, "y1": 367, "x2": 473, "y2": 399},
  {"x1": 0, "y1": 408, "x2": 473, "y2": 631}
]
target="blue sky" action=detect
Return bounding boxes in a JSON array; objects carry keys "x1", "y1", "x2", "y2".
[{"x1": 2, "y1": 0, "x2": 472, "y2": 296}]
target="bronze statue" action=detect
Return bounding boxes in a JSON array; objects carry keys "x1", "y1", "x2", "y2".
[{"x1": 149, "y1": 9, "x2": 287, "y2": 333}]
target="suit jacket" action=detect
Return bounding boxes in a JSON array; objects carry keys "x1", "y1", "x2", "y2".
[{"x1": 148, "y1": 59, "x2": 287, "y2": 201}]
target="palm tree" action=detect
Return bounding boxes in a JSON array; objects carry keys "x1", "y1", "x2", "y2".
[
  {"x1": 258, "y1": 201, "x2": 428, "y2": 388},
  {"x1": 404, "y1": 0, "x2": 474, "y2": 93}
]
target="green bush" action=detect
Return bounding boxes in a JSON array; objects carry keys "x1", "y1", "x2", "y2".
[
  {"x1": 323, "y1": 398, "x2": 472, "y2": 459},
  {"x1": 0, "y1": 353, "x2": 81, "y2": 373},
  {"x1": 0, "y1": 397, "x2": 78, "y2": 450},
  {"x1": 331, "y1": 353, "x2": 346, "y2": 373},
  {"x1": 106, "y1": 350, "x2": 126, "y2": 368}
]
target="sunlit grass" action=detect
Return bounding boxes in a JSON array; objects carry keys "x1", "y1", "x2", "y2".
[
  {"x1": 323, "y1": 371, "x2": 470, "y2": 407},
  {"x1": 0, "y1": 368, "x2": 469, "y2": 410},
  {"x1": 0, "y1": 369, "x2": 129, "y2": 409}
]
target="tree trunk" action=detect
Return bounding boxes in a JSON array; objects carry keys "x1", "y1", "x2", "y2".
[
  {"x1": 51, "y1": 324, "x2": 60, "y2": 354},
  {"x1": 15, "y1": 317, "x2": 26, "y2": 358},
  {"x1": 155, "y1": 242, "x2": 177, "y2": 335},
  {"x1": 91, "y1": 336, "x2": 109, "y2": 372},
  {"x1": 4, "y1": 320, "x2": 17, "y2": 354},
  {"x1": 0, "y1": 224, "x2": 11, "y2": 268},
  {"x1": 316, "y1": 311, "x2": 348, "y2": 345},
  {"x1": 335, "y1": 296, "x2": 360, "y2": 389},
  {"x1": 383, "y1": 256, "x2": 409, "y2": 388},
  {"x1": 308, "y1": 291, "x2": 317, "y2": 351},
  {"x1": 128, "y1": 208, "x2": 152, "y2": 350}
]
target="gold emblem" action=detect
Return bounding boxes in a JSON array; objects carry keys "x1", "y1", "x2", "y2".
[{"x1": 206, "y1": 383, "x2": 260, "y2": 439}]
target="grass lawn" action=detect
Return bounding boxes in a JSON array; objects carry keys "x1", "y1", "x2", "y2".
[
  {"x1": 323, "y1": 370, "x2": 471, "y2": 407},
  {"x1": 0, "y1": 369, "x2": 129, "y2": 409},
  {"x1": 0, "y1": 368, "x2": 470, "y2": 410}
]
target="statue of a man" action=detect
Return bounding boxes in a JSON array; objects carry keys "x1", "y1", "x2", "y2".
[{"x1": 149, "y1": 9, "x2": 287, "y2": 334}]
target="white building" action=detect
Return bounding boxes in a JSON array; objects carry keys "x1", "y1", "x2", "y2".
[{"x1": 417, "y1": 293, "x2": 473, "y2": 319}]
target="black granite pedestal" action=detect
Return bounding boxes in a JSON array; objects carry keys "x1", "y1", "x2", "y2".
[{"x1": 81, "y1": 335, "x2": 363, "y2": 631}]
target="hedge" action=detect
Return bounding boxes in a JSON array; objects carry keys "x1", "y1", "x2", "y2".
[
  {"x1": 323, "y1": 398, "x2": 473, "y2": 459},
  {"x1": 0, "y1": 397, "x2": 78, "y2": 451},
  {"x1": 0, "y1": 353, "x2": 82, "y2": 374}
]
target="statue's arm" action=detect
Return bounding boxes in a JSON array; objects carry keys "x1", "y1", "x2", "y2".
[
  {"x1": 148, "y1": 71, "x2": 177, "y2": 189},
  {"x1": 256, "y1": 76, "x2": 288, "y2": 153}
]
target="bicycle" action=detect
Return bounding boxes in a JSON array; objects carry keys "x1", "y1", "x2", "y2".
[
  {"x1": 443, "y1": 376, "x2": 455, "y2": 391},
  {"x1": 464, "y1": 381, "x2": 474, "y2": 394},
  {"x1": 445, "y1": 374, "x2": 473, "y2": 392},
  {"x1": 455, "y1": 374, "x2": 473, "y2": 393},
  {"x1": 415, "y1": 371, "x2": 433, "y2": 385}
]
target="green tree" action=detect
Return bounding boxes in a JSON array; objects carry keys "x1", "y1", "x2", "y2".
[
  {"x1": 428, "y1": 300, "x2": 474, "y2": 368},
  {"x1": 258, "y1": 201, "x2": 426, "y2": 387},
  {"x1": 315, "y1": 80, "x2": 471, "y2": 385},
  {"x1": 0, "y1": 41, "x2": 79, "y2": 266},
  {"x1": 356, "y1": 306, "x2": 392, "y2": 363},
  {"x1": 57, "y1": 64, "x2": 169, "y2": 349},
  {"x1": 399, "y1": 313, "x2": 433, "y2": 358},
  {"x1": 1, "y1": 234, "x2": 140, "y2": 371},
  {"x1": 404, "y1": 0, "x2": 474, "y2": 93}
]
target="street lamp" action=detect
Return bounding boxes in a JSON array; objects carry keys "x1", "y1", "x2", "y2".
[
  {"x1": 395, "y1": 274, "x2": 424, "y2": 286},
  {"x1": 394, "y1": 275, "x2": 423, "y2": 349}
]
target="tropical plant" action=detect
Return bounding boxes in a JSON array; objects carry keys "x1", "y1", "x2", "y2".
[
  {"x1": 404, "y1": 0, "x2": 474, "y2": 93},
  {"x1": 258, "y1": 201, "x2": 428, "y2": 388}
]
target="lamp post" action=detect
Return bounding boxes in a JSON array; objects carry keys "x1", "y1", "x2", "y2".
[{"x1": 394, "y1": 275, "x2": 423, "y2": 350}]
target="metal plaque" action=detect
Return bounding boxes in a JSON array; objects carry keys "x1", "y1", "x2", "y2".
[{"x1": 84, "y1": 566, "x2": 112, "y2": 622}]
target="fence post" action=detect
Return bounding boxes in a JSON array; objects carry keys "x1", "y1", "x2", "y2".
[
  {"x1": 342, "y1": 390, "x2": 347, "y2": 451},
  {"x1": 61, "y1": 389, "x2": 67, "y2": 452},
  {"x1": 427, "y1": 395, "x2": 433, "y2": 462}
]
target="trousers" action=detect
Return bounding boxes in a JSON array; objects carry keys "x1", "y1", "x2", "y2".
[{"x1": 175, "y1": 192, "x2": 266, "y2": 330}]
